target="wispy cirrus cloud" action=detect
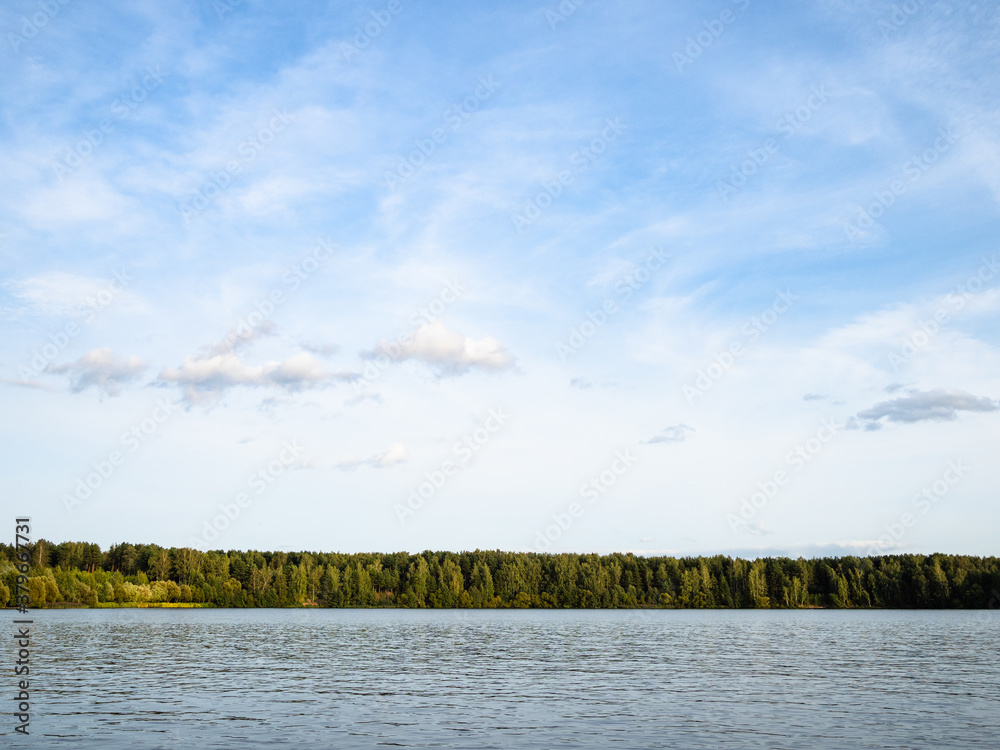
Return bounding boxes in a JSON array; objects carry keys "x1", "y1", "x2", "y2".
[{"x1": 2, "y1": 271, "x2": 130, "y2": 319}]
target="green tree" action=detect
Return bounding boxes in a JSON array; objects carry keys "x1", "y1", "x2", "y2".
[
  {"x1": 291, "y1": 564, "x2": 308, "y2": 605},
  {"x1": 747, "y1": 561, "x2": 770, "y2": 608},
  {"x1": 432, "y1": 557, "x2": 464, "y2": 607},
  {"x1": 469, "y1": 562, "x2": 495, "y2": 607},
  {"x1": 352, "y1": 562, "x2": 375, "y2": 606},
  {"x1": 149, "y1": 548, "x2": 171, "y2": 581},
  {"x1": 28, "y1": 577, "x2": 48, "y2": 607},
  {"x1": 405, "y1": 557, "x2": 429, "y2": 606}
]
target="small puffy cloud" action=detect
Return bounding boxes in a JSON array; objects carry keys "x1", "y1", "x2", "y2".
[
  {"x1": 570, "y1": 377, "x2": 615, "y2": 389},
  {"x1": 207, "y1": 320, "x2": 276, "y2": 356},
  {"x1": 645, "y1": 423, "x2": 695, "y2": 444},
  {"x1": 852, "y1": 388, "x2": 999, "y2": 429},
  {"x1": 344, "y1": 392, "x2": 383, "y2": 407},
  {"x1": 158, "y1": 351, "x2": 357, "y2": 400},
  {"x1": 845, "y1": 416, "x2": 884, "y2": 432},
  {"x1": 48, "y1": 348, "x2": 146, "y2": 396},
  {"x1": 337, "y1": 442, "x2": 406, "y2": 471},
  {"x1": 803, "y1": 393, "x2": 825, "y2": 401},
  {"x1": 373, "y1": 320, "x2": 512, "y2": 375},
  {"x1": 731, "y1": 521, "x2": 773, "y2": 537},
  {"x1": 301, "y1": 341, "x2": 339, "y2": 357}
]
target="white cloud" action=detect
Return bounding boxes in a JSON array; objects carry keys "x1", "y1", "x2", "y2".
[
  {"x1": 0, "y1": 378, "x2": 55, "y2": 391},
  {"x1": 645, "y1": 424, "x2": 695, "y2": 444},
  {"x1": 344, "y1": 392, "x2": 383, "y2": 407},
  {"x1": 158, "y1": 351, "x2": 357, "y2": 400},
  {"x1": 3, "y1": 272, "x2": 123, "y2": 318},
  {"x1": 373, "y1": 320, "x2": 513, "y2": 375},
  {"x1": 570, "y1": 377, "x2": 616, "y2": 389},
  {"x1": 713, "y1": 541, "x2": 901, "y2": 560},
  {"x1": 336, "y1": 442, "x2": 406, "y2": 471},
  {"x1": 301, "y1": 341, "x2": 339, "y2": 357},
  {"x1": 207, "y1": 320, "x2": 277, "y2": 356},
  {"x1": 852, "y1": 388, "x2": 999, "y2": 429},
  {"x1": 48, "y1": 348, "x2": 146, "y2": 396}
]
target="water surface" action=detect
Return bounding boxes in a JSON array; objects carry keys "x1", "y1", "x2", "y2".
[{"x1": 10, "y1": 609, "x2": 998, "y2": 748}]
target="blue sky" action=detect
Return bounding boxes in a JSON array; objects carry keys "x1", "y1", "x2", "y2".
[{"x1": 2, "y1": 0, "x2": 998, "y2": 557}]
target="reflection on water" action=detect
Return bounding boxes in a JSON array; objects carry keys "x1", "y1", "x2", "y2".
[{"x1": 14, "y1": 609, "x2": 1000, "y2": 748}]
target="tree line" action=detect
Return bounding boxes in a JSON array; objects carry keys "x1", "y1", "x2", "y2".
[{"x1": 2, "y1": 540, "x2": 999, "y2": 609}]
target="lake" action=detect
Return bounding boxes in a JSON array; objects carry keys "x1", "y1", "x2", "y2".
[{"x1": 11, "y1": 609, "x2": 999, "y2": 748}]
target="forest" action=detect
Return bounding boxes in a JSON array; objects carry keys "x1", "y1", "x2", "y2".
[{"x1": 2, "y1": 541, "x2": 999, "y2": 610}]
